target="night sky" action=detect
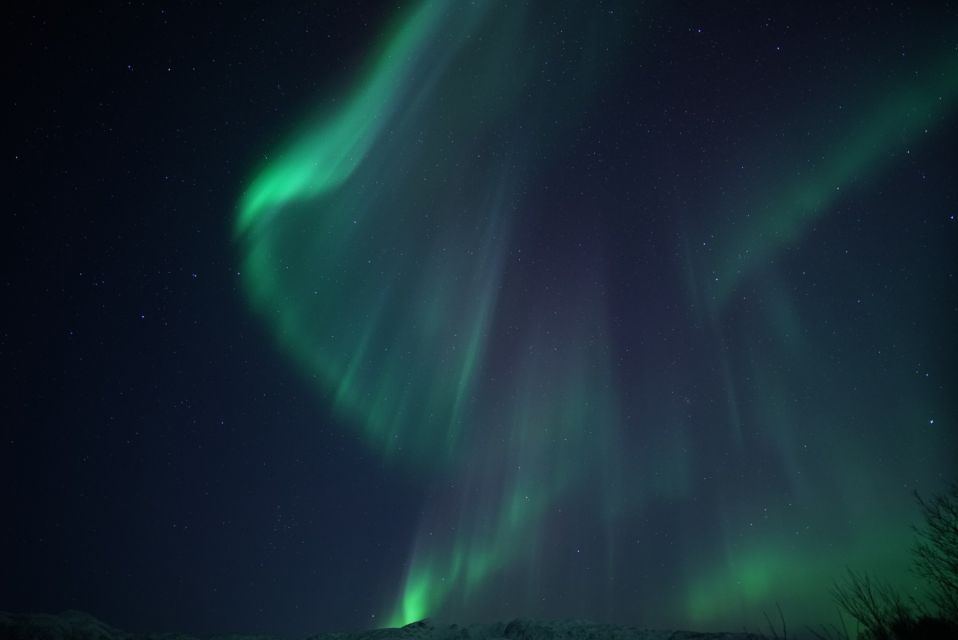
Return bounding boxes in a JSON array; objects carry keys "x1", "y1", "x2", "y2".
[{"x1": 4, "y1": 1, "x2": 958, "y2": 638}]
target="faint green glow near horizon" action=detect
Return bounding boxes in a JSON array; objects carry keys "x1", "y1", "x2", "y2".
[{"x1": 685, "y1": 523, "x2": 924, "y2": 630}]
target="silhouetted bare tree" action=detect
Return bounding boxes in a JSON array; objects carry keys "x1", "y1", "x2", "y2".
[
  {"x1": 912, "y1": 485, "x2": 958, "y2": 623},
  {"x1": 829, "y1": 569, "x2": 910, "y2": 640},
  {"x1": 818, "y1": 486, "x2": 958, "y2": 639}
]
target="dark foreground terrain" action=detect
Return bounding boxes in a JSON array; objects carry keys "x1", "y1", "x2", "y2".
[{"x1": 0, "y1": 611, "x2": 768, "y2": 640}]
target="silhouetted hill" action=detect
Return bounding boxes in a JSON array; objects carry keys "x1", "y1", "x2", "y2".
[{"x1": 0, "y1": 611, "x2": 768, "y2": 640}]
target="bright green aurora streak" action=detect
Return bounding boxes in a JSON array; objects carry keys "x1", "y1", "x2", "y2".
[{"x1": 236, "y1": 0, "x2": 958, "y2": 632}]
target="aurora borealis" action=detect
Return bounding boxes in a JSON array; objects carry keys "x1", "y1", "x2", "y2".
[
  {"x1": 5, "y1": 1, "x2": 958, "y2": 637},
  {"x1": 234, "y1": 0, "x2": 958, "y2": 631}
]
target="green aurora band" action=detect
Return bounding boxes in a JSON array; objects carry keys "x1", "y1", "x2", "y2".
[
  {"x1": 235, "y1": 0, "x2": 958, "y2": 631},
  {"x1": 699, "y1": 52, "x2": 958, "y2": 308}
]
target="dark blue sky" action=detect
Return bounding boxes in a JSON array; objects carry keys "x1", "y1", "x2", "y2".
[{"x1": 4, "y1": 2, "x2": 957, "y2": 637}]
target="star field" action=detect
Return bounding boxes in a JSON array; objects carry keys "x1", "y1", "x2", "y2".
[{"x1": 4, "y1": 1, "x2": 957, "y2": 637}]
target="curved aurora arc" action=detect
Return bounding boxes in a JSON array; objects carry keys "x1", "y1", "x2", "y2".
[{"x1": 235, "y1": 0, "x2": 958, "y2": 632}]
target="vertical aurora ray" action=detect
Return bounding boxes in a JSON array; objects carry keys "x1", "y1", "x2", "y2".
[{"x1": 388, "y1": 298, "x2": 622, "y2": 626}]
